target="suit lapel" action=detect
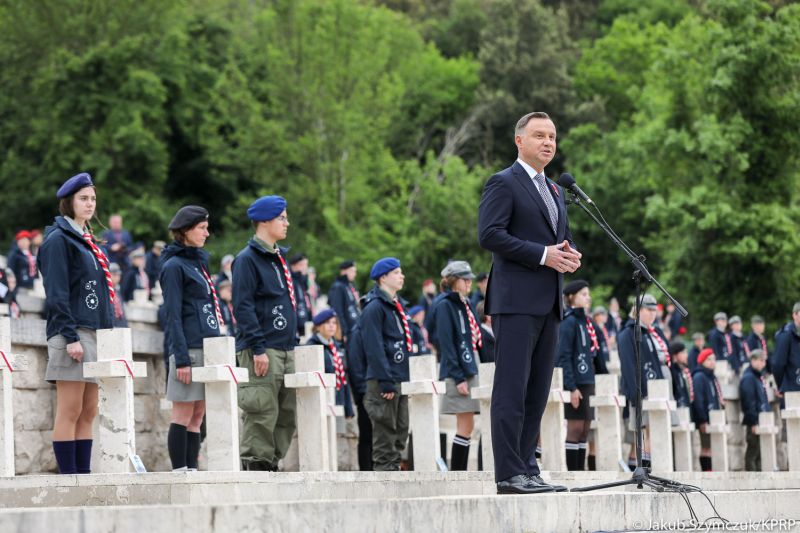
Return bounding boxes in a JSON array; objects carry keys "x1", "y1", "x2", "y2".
[{"x1": 512, "y1": 162, "x2": 556, "y2": 236}]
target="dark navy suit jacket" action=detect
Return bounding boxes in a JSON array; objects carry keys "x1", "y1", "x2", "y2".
[{"x1": 478, "y1": 161, "x2": 575, "y2": 317}]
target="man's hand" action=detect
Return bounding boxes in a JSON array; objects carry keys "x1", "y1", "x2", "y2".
[
  {"x1": 176, "y1": 366, "x2": 192, "y2": 384},
  {"x1": 381, "y1": 392, "x2": 396, "y2": 400},
  {"x1": 544, "y1": 241, "x2": 582, "y2": 273},
  {"x1": 456, "y1": 381, "x2": 470, "y2": 396},
  {"x1": 570, "y1": 388, "x2": 582, "y2": 409},
  {"x1": 66, "y1": 341, "x2": 84, "y2": 362},
  {"x1": 253, "y1": 353, "x2": 269, "y2": 377}
]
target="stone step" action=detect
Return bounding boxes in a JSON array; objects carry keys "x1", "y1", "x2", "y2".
[
  {"x1": 1, "y1": 487, "x2": 798, "y2": 533},
  {"x1": 1, "y1": 471, "x2": 799, "y2": 509}
]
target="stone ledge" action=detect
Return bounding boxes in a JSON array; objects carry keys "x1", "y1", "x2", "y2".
[{"x1": 11, "y1": 318, "x2": 164, "y2": 356}]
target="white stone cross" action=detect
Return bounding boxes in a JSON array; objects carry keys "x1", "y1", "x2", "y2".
[
  {"x1": 671, "y1": 407, "x2": 695, "y2": 472},
  {"x1": 641, "y1": 379, "x2": 675, "y2": 472},
  {"x1": 589, "y1": 373, "x2": 626, "y2": 471},
  {"x1": 192, "y1": 336, "x2": 249, "y2": 471},
  {"x1": 781, "y1": 392, "x2": 800, "y2": 472},
  {"x1": 132, "y1": 289, "x2": 151, "y2": 307},
  {"x1": 83, "y1": 328, "x2": 147, "y2": 473},
  {"x1": 471, "y1": 362, "x2": 495, "y2": 472},
  {"x1": 401, "y1": 355, "x2": 445, "y2": 471},
  {"x1": 326, "y1": 387, "x2": 344, "y2": 472},
  {"x1": 0, "y1": 317, "x2": 30, "y2": 476},
  {"x1": 755, "y1": 410, "x2": 779, "y2": 472},
  {"x1": 706, "y1": 409, "x2": 729, "y2": 472},
  {"x1": 541, "y1": 367, "x2": 569, "y2": 472},
  {"x1": 284, "y1": 345, "x2": 333, "y2": 471}
]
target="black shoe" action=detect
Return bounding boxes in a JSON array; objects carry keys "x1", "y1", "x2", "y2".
[
  {"x1": 497, "y1": 474, "x2": 556, "y2": 494},
  {"x1": 528, "y1": 474, "x2": 568, "y2": 492},
  {"x1": 242, "y1": 460, "x2": 270, "y2": 471}
]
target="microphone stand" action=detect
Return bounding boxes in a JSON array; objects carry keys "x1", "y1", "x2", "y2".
[{"x1": 565, "y1": 192, "x2": 693, "y2": 493}]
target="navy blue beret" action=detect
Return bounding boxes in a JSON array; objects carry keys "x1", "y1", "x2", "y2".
[
  {"x1": 313, "y1": 308, "x2": 337, "y2": 326},
  {"x1": 370, "y1": 257, "x2": 401, "y2": 280},
  {"x1": 408, "y1": 305, "x2": 424, "y2": 317},
  {"x1": 247, "y1": 195, "x2": 287, "y2": 222},
  {"x1": 57, "y1": 173, "x2": 94, "y2": 199},
  {"x1": 168, "y1": 205, "x2": 209, "y2": 230},
  {"x1": 563, "y1": 279, "x2": 589, "y2": 296}
]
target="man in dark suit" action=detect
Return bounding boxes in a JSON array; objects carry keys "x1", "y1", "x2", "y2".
[{"x1": 478, "y1": 111, "x2": 581, "y2": 494}]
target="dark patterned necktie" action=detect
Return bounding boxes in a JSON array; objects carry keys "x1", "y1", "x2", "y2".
[{"x1": 534, "y1": 173, "x2": 558, "y2": 233}]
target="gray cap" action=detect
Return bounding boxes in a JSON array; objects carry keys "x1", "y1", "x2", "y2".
[
  {"x1": 714, "y1": 312, "x2": 728, "y2": 321},
  {"x1": 441, "y1": 260, "x2": 475, "y2": 279},
  {"x1": 109, "y1": 262, "x2": 122, "y2": 274},
  {"x1": 692, "y1": 332, "x2": 705, "y2": 341},
  {"x1": 641, "y1": 294, "x2": 658, "y2": 309},
  {"x1": 591, "y1": 306, "x2": 608, "y2": 316},
  {"x1": 728, "y1": 315, "x2": 742, "y2": 325},
  {"x1": 129, "y1": 249, "x2": 145, "y2": 259}
]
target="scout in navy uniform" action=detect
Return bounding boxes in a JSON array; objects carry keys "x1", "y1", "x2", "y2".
[
  {"x1": 121, "y1": 249, "x2": 149, "y2": 302},
  {"x1": 557, "y1": 280, "x2": 608, "y2": 471},
  {"x1": 37, "y1": 173, "x2": 114, "y2": 474},
  {"x1": 144, "y1": 240, "x2": 165, "y2": 289},
  {"x1": 109, "y1": 263, "x2": 128, "y2": 328},
  {"x1": 289, "y1": 253, "x2": 313, "y2": 337},
  {"x1": 591, "y1": 305, "x2": 613, "y2": 363},
  {"x1": 217, "y1": 279, "x2": 238, "y2": 338},
  {"x1": 669, "y1": 341, "x2": 693, "y2": 409},
  {"x1": 617, "y1": 294, "x2": 667, "y2": 469},
  {"x1": 739, "y1": 349, "x2": 770, "y2": 471},
  {"x1": 305, "y1": 309, "x2": 354, "y2": 418},
  {"x1": 360, "y1": 257, "x2": 413, "y2": 471},
  {"x1": 8, "y1": 230, "x2": 39, "y2": 290},
  {"x1": 746, "y1": 315, "x2": 769, "y2": 371},
  {"x1": 407, "y1": 305, "x2": 432, "y2": 355},
  {"x1": 688, "y1": 332, "x2": 706, "y2": 371},
  {"x1": 433, "y1": 261, "x2": 482, "y2": 471},
  {"x1": 345, "y1": 309, "x2": 373, "y2": 470},
  {"x1": 708, "y1": 312, "x2": 731, "y2": 370},
  {"x1": 417, "y1": 278, "x2": 437, "y2": 315},
  {"x1": 328, "y1": 260, "x2": 360, "y2": 343},
  {"x1": 772, "y1": 302, "x2": 800, "y2": 398},
  {"x1": 692, "y1": 348, "x2": 724, "y2": 471},
  {"x1": 728, "y1": 315, "x2": 750, "y2": 374},
  {"x1": 160, "y1": 205, "x2": 224, "y2": 472},
  {"x1": 233, "y1": 195, "x2": 297, "y2": 471}
]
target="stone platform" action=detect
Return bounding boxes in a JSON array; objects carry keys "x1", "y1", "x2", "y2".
[{"x1": 1, "y1": 472, "x2": 799, "y2": 532}]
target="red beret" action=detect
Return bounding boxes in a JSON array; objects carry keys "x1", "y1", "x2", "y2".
[
  {"x1": 697, "y1": 348, "x2": 715, "y2": 365},
  {"x1": 15, "y1": 230, "x2": 31, "y2": 241}
]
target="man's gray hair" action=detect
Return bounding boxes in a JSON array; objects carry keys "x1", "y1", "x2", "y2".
[
  {"x1": 793, "y1": 302, "x2": 800, "y2": 314},
  {"x1": 514, "y1": 112, "x2": 551, "y2": 137}
]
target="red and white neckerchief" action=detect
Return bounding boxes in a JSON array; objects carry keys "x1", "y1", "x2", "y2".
[
  {"x1": 227, "y1": 302, "x2": 237, "y2": 328},
  {"x1": 349, "y1": 285, "x2": 359, "y2": 304},
  {"x1": 328, "y1": 340, "x2": 347, "y2": 391},
  {"x1": 600, "y1": 325, "x2": 610, "y2": 343},
  {"x1": 199, "y1": 266, "x2": 225, "y2": 328},
  {"x1": 759, "y1": 374, "x2": 769, "y2": 399},
  {"x1": 648, "y1": 326, "x2": 670, "y2": 367},
  {"x1": 112, "y1": 289, "x2": 124, "y2": 319},
  {"x1": 24, "y1": 250, "x2": 36, "y2": 278},
  {"x1": 714, "y1": 377, "x2": 726, "y2": 407},
  {"x1": 742, "y1": 338, "x2": 751, "y2": 358},
  {"x1": 139, "y1": 268, "x2": 149, "y2": 293},
  {"x1": 724, "y1": 333, "x2": 733, "y2": 357},
  {"x1": 461, "y1": 296, "x2": 483, "y2": 353},
  {"x1": 276, "y1": 250, "x2": 297, "y2": 310},
  {"x1": 393, "y1": 298, "x2": 413, "y2": 352},
  {"x1": 586, "y1": 319, "x2": 600, "y2": 352},
  {"x1": 82, "y1": 233, "x2": 116, "y2": 307},
  {"x1": 682, "y1": 366, "x2": 695, "y2": 402},
  {"x1": 758, "y1": 335, "x2": 767, "y2": 355}
]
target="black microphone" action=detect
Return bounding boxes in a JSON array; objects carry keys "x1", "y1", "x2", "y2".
[{"x1": 558, "y1": 173, "x2": 593, "y2": 205}]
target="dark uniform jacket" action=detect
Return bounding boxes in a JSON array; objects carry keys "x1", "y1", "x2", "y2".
[
  {"x1": 8, "y1": 247, "x2": 38, "y2": 289},
  {"x1": 479, "y1": 325, "x2": 495, "y2": 363},
  {"x1": 772, "y1": 322, "x2": 800, "y2": 393},
  {"x1": 691, "y1": 367, "x2": 722, "y2": 425},
  {"x1": 159, "y1": 242, "x2": 223, "y2": 367},
  {"x1": 557, "y1": 307, "x2": 608, "y2": 391},
  {"x1": 617, "y1": 321, "x2": 665, "y2": 406},
  {"x1": 360, "y1": 285, "x2": 413, "y2": 393},
  {"x1": 346, "y1": 318, "x2": 367, "y2": 397},
  {"x1": 305, "y1": 333, "x2": 355, "y2": 417},
  {"x1": 739, "y1": 365, "x2": 769, "y2": 426},
  {"x1": 708, "y1": 328, "x2": 731, "y2": 369},
  {"x1": 121, "y1": 267, "x2": 148, "y2": 302},
  {"x1": 688, "y1": 345, "x2": 702, "y2": 372},
  {"x1": 410, "y1": 321, "x2": 431, "y2": 355},
  {"x1": 670, "y1": 363, "x2": 693, "y2": 408},
  {"x1": 434, "y1": 291, "x2": 480, "y2": 383},
  {"x1": 730, "y1": 333, "x2": 749, "y2": 374},
  {"x1": 37, "y1": 217, "x2": 114, "y2": 343},
  {"x1": 232, "y1": 239, "x2": 297, "y2": 354},
  {"x1": 144, "y1": 250, "x2": 162, "y2": 289},
  {"x1": 291, "y1": 270, "x2": 312, "y2": 336},
  {"x1": 328, "y1": 275, "x2": 360, "y2": 339}
]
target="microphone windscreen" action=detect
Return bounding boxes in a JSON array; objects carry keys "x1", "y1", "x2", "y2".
[{"x1": 558, "y1": 173, "x2": 576, "y2": 187}]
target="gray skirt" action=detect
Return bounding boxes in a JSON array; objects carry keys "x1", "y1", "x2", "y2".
[
  {"x1": 440, "y1": 375, "x2": 480, "y2": 414},
  {"x1": 167, "y1": 349, "x2": 205, "y2": 402},
  {"x1": 45, "y1": 328, "x2": 97, "y2": 384}
]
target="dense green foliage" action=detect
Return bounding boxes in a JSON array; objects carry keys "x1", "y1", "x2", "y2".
[{"x1": 1, "y1": 0, "x2": 798, "y2": 330}]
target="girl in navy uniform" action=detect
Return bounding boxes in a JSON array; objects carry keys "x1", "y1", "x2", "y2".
[
  {"x1": 361, "y1": 257, "x2": 413, "y2": 471},
  {"x1": 8, "y1": 230, "x2": 38, "y2": 290},
  {"x1": 668, "y1": 341, "x2": 693, "y2": 409},
  {"x1": 692, "y1": 348, "x2": 723, "y2": 471},
  {"x1": 557, "y1": 280, "x2": 608, "y2": 470},
  {"x1": 160, "y1": 205, "x2": 224, "y2": 471},
  {"x1": 328, "y1": 260, "x2": 360, "y2": 343},
  {"x1": 305, "y1": 309, "x2": 354, "y2": 418},
  {"x1": 289, "y1": 253, "x2": 313, "y2": 338},
  {"x1": 617, "y1": 294, "x2": 667, "y2": 470},
  {"x1": 38, "y1": 173, "x2": 114, "y2": 474},
  {"x1": 433, "y1": 261, "x2": 482, "y2": 471}
]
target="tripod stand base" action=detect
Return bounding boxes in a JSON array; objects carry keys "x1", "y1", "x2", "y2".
[{"x1": 570, "y1": 467, "x2": 698, "y2": 493}]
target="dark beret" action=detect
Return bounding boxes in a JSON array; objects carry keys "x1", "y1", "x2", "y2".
[
  {"x1": 289, "y1": 253, "x2": 307, "y2": 266},
  {"x1": 57, "y1": 173, "x2": 94, "y2": 199},
  {"x1": 563, "y1": 279, "x2": 589, "y2": 296},
  {"x1": 247, "y1": 195, "x2": 286, "y2": 222},
  {"x1": 339, "y1": 260, "x2": 355, "y2": 270},
  {"x1": 313, "y1": 308, "x2": 337, "y2": 326},
  {"x1": 370, "y1": 257, "x2": 401, "y2": 280},
  {"x1": 168, "y1": 205, "x2": 209, "y2": 231},
  {"x1": 669, "y1": 341, "x2": 686, "y2": 356}
]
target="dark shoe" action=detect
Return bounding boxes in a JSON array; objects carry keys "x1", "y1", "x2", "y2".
[
  {"x1": 242, "y1": 460, "x2": 270, "y2": 471},
  {"x1": 497, "y1": 474, "x2": 556, "y2": 494},
  {"x1": 528, "y1": 474, "x2": 568, "y2": 492}
]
